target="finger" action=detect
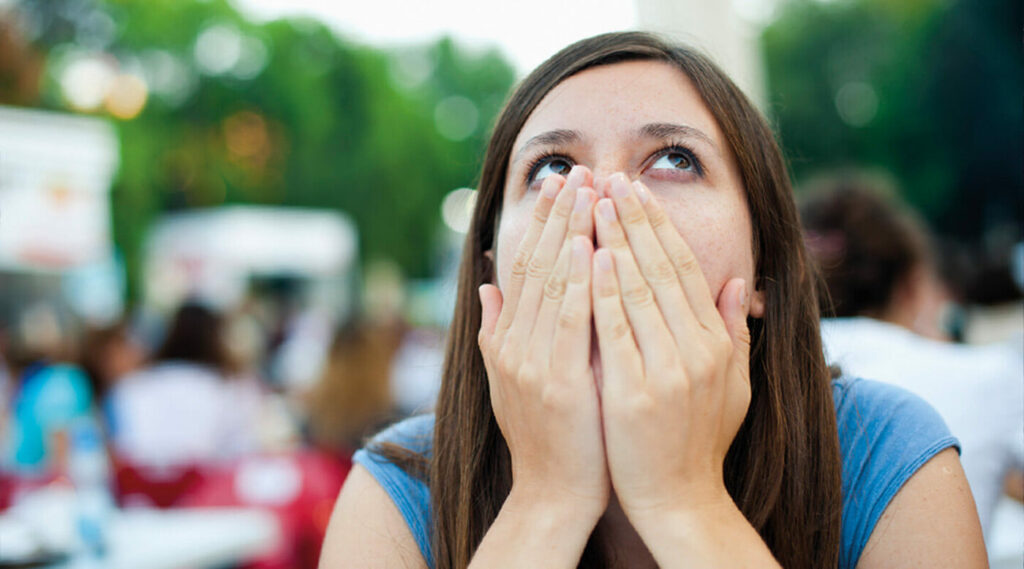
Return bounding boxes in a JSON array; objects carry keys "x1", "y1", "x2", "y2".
[
  {"x1": 606, "y1": 174, "x2": 698, "y2": 343},
  {"x1": 550, "y1": 236, "x2": 594, "y2": 377},
  {"x1": 529, "y1": 187, "x2": 597, "y2": 353},
  {"x1": 478, "y1": 284, "x2": 503, "y2": 341},
  {"x1": 494, "y1": 173, "x2": 567, "y2": 337},
  {"x1": 717, "y1": 278, "x2": 752, "y2": 384},
  {"x1": 509, "y1": 166, "x2": 590, "y2": 339},
  {"x1": 592, "y1": 248, "x2": 644, "y2": 393},
  {"x1": 634, "y1": 180, "x2": 723, "y2": 332},
  {"x1": 594, "y1": 198, "x2": 675, "y2": 368}
]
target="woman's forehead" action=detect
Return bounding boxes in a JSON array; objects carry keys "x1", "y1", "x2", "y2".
[{"x1": 511, "y1": 60, "x2": 723, "y2": 153}]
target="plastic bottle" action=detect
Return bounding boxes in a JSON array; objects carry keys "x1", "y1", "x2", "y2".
[{"x1": 67, "y1": 417, "x2": 114, "y2": 561}]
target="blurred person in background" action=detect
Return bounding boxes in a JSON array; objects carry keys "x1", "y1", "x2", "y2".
[
  {"x1": 107, "y1": 301, "x2": 263, "y2": 468},
  {"x1": 79, "y1": 320, "x2": 145, "y2": 423},
  {"x1": 3, "y1": 302, "x2": 93, "y2": 477},
  {"x1": 800, "y1": 173, "x2": 1024, "y2": 549},
  {"x1": 304, "y1": 319, "x2": 402, "y2": 456}
]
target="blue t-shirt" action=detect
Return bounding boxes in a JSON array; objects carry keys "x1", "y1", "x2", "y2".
[{"x1": 354, "y1": 377, "x2": 958, "y2": 569}]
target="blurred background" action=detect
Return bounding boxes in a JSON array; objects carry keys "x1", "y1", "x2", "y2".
[{"x1": 0, "y1": 0, "x2": 1019, "y2": 568}]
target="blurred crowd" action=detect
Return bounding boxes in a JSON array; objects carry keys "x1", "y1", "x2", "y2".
[
  {"x1": 0, "y1": 175, "x2": 1021, "y2": 568},
  {"x1": 0, "y1": 281, "x2": 445, "y2": 568}
]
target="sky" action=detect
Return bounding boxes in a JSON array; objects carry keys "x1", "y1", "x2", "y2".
[{"x1": 234, "y1": 0, "x2": 639, "y2": 75}]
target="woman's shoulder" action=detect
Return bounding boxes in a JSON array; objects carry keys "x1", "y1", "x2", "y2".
[
  {"x1": 830, "y1": 376, "x2": 960, "y2": 569},
  {"x1": 366, "y1": 414, "x2": 436, "y2": 453},
  {"x1": 352, "y1": 414, "x2": 435, "y2": 565}
]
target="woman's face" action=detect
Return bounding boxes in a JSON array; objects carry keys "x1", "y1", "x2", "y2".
[{"x1": 495, "y1": 60, "x2": 765, "y2": 317}]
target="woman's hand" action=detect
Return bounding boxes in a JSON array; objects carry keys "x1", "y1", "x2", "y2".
[
  {"x1": 478, "y1": 165, "x2": 608, "y2": 519},
  {"x1": 591, "y1": 173, "x2": 753, "y2": 524}
]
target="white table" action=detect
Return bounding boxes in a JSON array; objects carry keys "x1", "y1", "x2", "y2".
[{"x1": 5, "y1": 507, "x2": 280, "y2": 569}]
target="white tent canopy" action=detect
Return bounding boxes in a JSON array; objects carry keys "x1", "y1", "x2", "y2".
[{"x1": 144, "y1": 206, "x2": 357, "y2": 312}]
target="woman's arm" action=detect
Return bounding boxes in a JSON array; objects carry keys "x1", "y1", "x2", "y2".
[
  {"x1": 318, "y1": 465, "x2": 428, "y2": 569},
  {"x1": 855, "y1": 448, "x2": 987, "y2": 568},
  {"x1": 473, "y1": 165, "x2": 607, "y2": 566},
  {"x1": 468, "y1": 489, "x2": 603, "y2": 568}
]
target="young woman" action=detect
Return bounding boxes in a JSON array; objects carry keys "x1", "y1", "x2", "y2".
[{"x1": 319, "y1": 32, "x2": 986, "y2": 568}]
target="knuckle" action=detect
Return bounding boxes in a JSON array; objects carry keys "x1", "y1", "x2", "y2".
[
  {"x1": 531, "y1": 207, "x2": 550, "y2": 225},
  {"x1": 622, "y1": 284, "x2": 654, "y2": 306},
  {"x1": 609, "y1": 321, "x2": 633, "y2": 342},
  {"x1": 497, "y1": 349, "x2": 520, "y2": 378},
  {"x1": 543, "y1": 274, "x2": 567, "y2": 301},
  {"x1": 671, "y1": 251, "x2": 702, "y2": 277},
  {"x1": 557, "y1": 309, "x2": 582, "y2": 331},
  {"x1": 510, "y1": 251, "x2": 530, "y2": 280},
  {"x1": 516, "y1": 363, "x2": 540, "y2": 388},
  {"x1": 550, "y1": 198, "x2": 573, "y2": 221},
  {"x1": 620, "y1": 207, "x2": 647, "y2": 226},
  {"x1": 620, "y1": 392, "x2": 655, "y2": 417},
  {"x1": 526, "y1": 256, "x2": 549, "y2": 280},
  {"x1": 641, "y1": 259, "x2": 677, "y2": 285},
  {"x1": 647, "y1": 207, "x2": 671, "y2": 230},
  {"x1": 540, "y1": 385, "x2": 570, "y2": 410},
  {"x1": 595, "y1": 281, "x2": 618, "y2": 298}
]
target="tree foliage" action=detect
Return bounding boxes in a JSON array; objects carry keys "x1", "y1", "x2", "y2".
[
  {"x1": 762, "y1": 0, "x2": 1022, "y2": 245},
  {"x1": 5, "y1": 0, "x2": 516, "y2": 298}
]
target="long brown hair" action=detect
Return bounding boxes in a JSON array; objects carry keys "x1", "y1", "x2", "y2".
[{"x1": 388, "y1": 32, "x2": 840, "y2": 568}]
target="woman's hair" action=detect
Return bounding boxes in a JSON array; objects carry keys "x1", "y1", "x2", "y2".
[
  {"x1": 386, "y1": 31, "x2": 840, "y2": 568},
  {"x1": 153, "y1": 302, "x2": 232, "y2": 373},
  {"x1": 799, "y1": 173, "x2": 932, "y2": 318}
]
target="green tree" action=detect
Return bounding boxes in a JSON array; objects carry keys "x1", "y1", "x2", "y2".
[
  {"x1": 762, "y1": 0, "x2": 1022, "y2": 244},
  {"x1": 7, "y1": 0, "x2": 516, "y2": 299}
]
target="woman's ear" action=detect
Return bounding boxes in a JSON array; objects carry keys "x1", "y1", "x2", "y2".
[
  {"x1": 483, "y1": 249, "x2": 497, "y2": 285},
  {"x1": 749, "y1": 289, "x2": 766, "y2": 318}
]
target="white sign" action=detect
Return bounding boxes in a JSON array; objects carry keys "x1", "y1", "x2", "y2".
[{"x1": 0, "y1": 105, "x2": 119, "y2": 270}]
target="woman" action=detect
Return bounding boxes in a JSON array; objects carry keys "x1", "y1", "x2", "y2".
[{"x1": 320, "y1": 32, "x2": 985, "y2": 568}]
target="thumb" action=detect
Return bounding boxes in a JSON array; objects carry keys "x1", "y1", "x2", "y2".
[
  {"x1": 478, "y1": 284, "x2": 503, "y2": 340},
  {"x1": 717, "y1": 278, "x2": 752, "y2": 382}
]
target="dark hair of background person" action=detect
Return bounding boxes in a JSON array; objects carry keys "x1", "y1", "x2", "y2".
[
  {"x1": 798, "y1": 173, "x2": 932, "y2": 319},
  {"x1": 376, "y1": 31, "x2": 840, "y2": 569},
  {"x1": 153, "y1": 302, "x2": 232, "y2": 374},
  {"x1": 79, "y1": 320, "x2": 135, "y2": 399}
]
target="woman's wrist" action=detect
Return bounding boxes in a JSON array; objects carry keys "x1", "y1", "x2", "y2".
[
  {"x1": 467, "y1": 485, "x2": 604, "y2": 568},
  {"x1": 624, "y1": 492, "x2": 781, "y2": 569},
  {"x1": 504, "y1": 483, "x2": 607, "y2": 530}
]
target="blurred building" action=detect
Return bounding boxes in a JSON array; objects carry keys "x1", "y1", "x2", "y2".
[
  {"x1": 637, "y1": 0, "x2": 767, "y2": 107},
  {"x1": 0, "y1": 105, "x2": 123, "y2": 328}
]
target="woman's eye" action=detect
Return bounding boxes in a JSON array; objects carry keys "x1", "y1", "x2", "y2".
[
  {"x1": 651, "y1": 151, "x2": 695, "y2": 171},
  {"x1": 531, "y1": 157, "x2": 573, "y2": 183}
]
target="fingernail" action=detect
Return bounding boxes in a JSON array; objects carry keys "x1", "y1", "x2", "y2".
[
  {"x1": 634, "y1": 181, "x2": 650, "y2": 204},
  {"x1": 611, "y1": 174, "x2": 630, "y2": 198},
  {"x1": 542, "y1": 177, "x2": 561, "y2": 199},
  {"x1": 598, "y1": 199, "x2": 616, "y2": 221},
  {"x1": 595, "y1": 249, "x2": 612, "y2": 272},
  {"x1": 738, "y1": 281, "x2": 749, "y2": 310},
  {"x1": 567, "y1": 165, "x2": 586, "y2": 186},
  {"x1": 573, "y1": 188, "x2": 590, "y2": 213}
]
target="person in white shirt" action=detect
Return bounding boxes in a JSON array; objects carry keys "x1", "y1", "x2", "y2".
[
  {"x1": 800, "y1": 175, "x2": 1024, "y2": 548},
  {"x1": 109, "y1": 302, "x2": 262, "y2": 467}
]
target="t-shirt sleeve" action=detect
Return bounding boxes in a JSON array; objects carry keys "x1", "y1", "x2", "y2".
[
  {"x1": 352, "y1": 414, "x2": 434, "y2": 566},
  {"x1": 833, "y1": 377, "x2": 960, "y2": 569}
]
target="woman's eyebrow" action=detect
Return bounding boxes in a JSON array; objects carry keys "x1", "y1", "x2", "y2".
[
  {"x1": 512, "y1": 129, "x2": 581, "y2": 164},
  {"x1": 639, "y1": 122, "x2": 718, "y2": 152}
]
